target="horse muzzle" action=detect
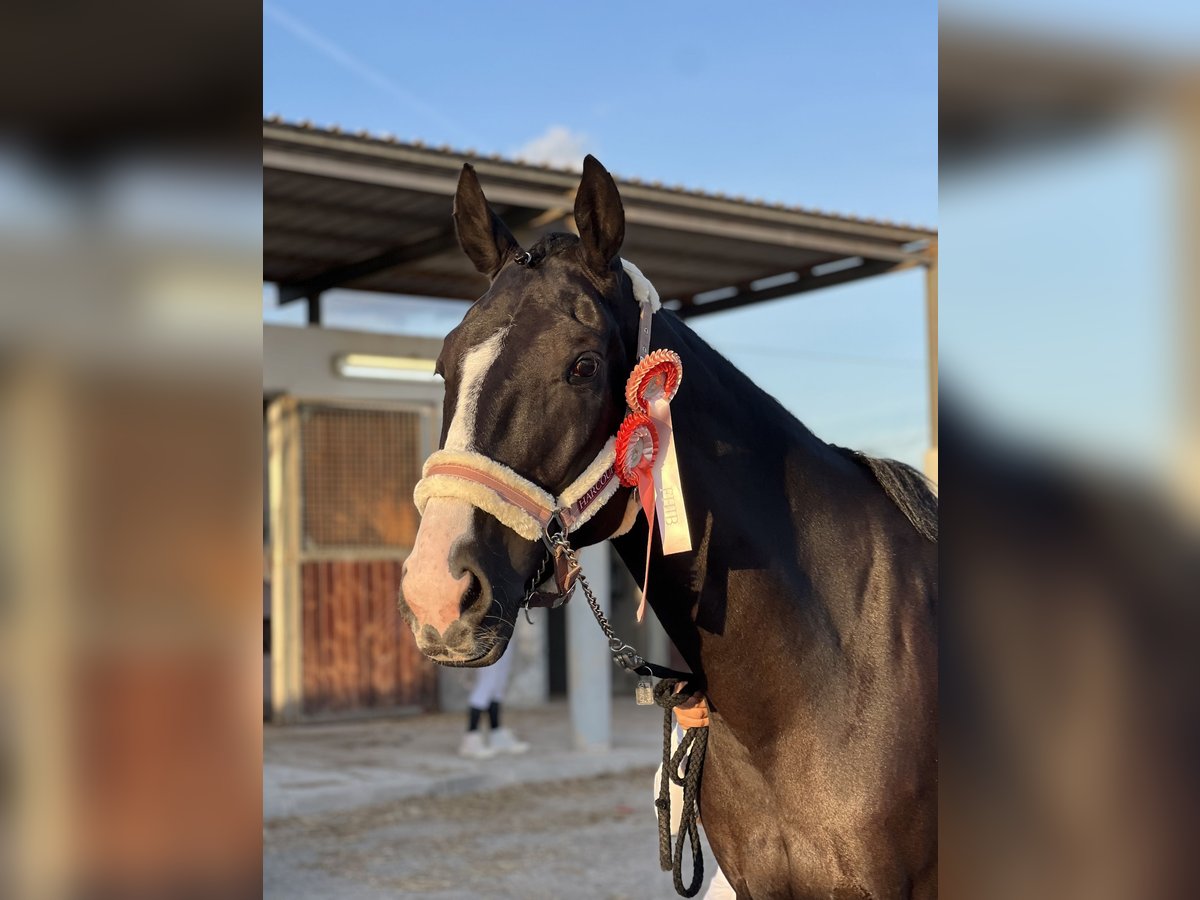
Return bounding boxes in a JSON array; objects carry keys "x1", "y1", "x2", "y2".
[
  {"x1": 398, "y1": 497, "x2": 516, "y2": 666},
  {"x1": 398, "y1": 570, "x2": 513, "y2": 667}
]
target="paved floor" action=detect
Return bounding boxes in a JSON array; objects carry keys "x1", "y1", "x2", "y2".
[
  {"x1": 265, "y1": 702, "x2": 664, "y2": 820},
  {"x1": 264, "y1": 702, "x2": 715, "y2": 898}
]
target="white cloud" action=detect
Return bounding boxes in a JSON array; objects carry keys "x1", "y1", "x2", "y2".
[{"x1": 513, "y1": 125, "x2": 591, "y2": 169}]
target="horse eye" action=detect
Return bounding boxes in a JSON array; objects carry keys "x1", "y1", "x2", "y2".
[{"x1": 570, "y1": 354, "x2": 599, "y2": 379}]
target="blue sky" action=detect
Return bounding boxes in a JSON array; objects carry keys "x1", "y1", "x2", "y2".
[{"x1": 264, "y1": 1, "x2": 938, "y2": 466}]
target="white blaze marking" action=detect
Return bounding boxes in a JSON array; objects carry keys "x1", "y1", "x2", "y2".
[
  {"x1": 445, "y1": 329, "x2": 508, "y2": 451},
  {"x1": 403, "y1": 501, "x2": 472, "y2": 632},
  {"x1": 403, "y1": 328, "x2": 509, "y2": 634}
]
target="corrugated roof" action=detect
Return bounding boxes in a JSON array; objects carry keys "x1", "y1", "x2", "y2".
[{"x1": 263, "y1": 118, "x2": 935, "y2": 318}]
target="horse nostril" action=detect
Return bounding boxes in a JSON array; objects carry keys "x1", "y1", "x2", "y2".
[
  {"x1": 442, "y1": 619, "x2": 474, "y2": 652},
  {"x1": 460, "y1": 570, "x2": 483, "y2": 615}
]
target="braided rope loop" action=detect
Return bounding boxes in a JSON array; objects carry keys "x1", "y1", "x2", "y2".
[{"x1": 653, "y1": 679, "x2": 708, "y2": 898}]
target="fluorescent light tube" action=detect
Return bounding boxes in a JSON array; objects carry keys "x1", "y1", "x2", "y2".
[{"x1": 333, "y1": 353, "x2": 440, "y2": 383}]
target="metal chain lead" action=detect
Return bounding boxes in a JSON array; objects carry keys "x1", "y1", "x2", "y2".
[
  {"x1": 551, "y1": 534, "x2": 649, "y2": 674},
  {"x1": 520, "y1": 549, "x2": 554, "y2": 623},
  {"x1": 522, "y1": 524, "x2": 651, "y2": 673}
]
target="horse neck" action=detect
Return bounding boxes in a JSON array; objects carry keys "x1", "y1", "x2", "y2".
[{"x1": 610, "y1": 313, "x2": 872, "y2": 725}]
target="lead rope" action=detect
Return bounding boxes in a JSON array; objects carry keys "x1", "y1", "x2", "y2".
[
  {"x1": 654, "y1": 679, "x2": 707, "y2": 897},
  {"x1": 527, "y1": 528, "x2": 707, "y2": 898}
]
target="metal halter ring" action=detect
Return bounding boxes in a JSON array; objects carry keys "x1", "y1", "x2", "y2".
[
  {"x1": 514, "y1": 250, "x2": 533, "y2": 266},
  {"x1": 540, "y1": 509, "x2": 569, "y2": 551}
]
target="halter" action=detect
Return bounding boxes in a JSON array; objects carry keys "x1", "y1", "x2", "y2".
[
  {"x1": 411, "y1": 258, "x2": 679, "y2": 608},
  {"x1": 415, "y1": 438, "x2": 619, "y2": 544},
  {"x1": 413, "y1": 437, "x2": 620, "y2": 608}
]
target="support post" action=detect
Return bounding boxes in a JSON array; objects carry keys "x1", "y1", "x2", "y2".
[
  {"x1": 306, "y1": 292, "x2": 322, "y2": 327},
  {"x1": 568, "y1": 543, "x2": 612, "y2": 750},
  {"x1": 924, "y1": 243, "x2": 939, "y2": 483},
  {"x1": 268, "y1": 396, "x2": 303, "y2": 722}
]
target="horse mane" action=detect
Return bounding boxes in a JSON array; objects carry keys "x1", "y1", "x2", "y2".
[
  {"x1": 510, "y1": 243, "x2": 941, "y2": 546},
  {"x1": 834, "y1": 446, "x2": 938, "y2": 543}
]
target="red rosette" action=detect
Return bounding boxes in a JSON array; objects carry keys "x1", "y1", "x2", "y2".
[
  {"x1": 625, "y1": 349, "x2": 683, "y2": 414},
  {"x1": 614, "y1": 413, "x2": 658, "y2": 487}
]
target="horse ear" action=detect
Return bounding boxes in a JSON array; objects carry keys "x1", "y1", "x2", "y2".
[
  {"x1": 573, "y1": 155, "x2": 625, "y2": 275},
  {"x1": 454, "y1": 164, "x2": 520, "y2": 279}
]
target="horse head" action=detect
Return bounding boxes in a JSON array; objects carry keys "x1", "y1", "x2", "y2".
[{"x1": 398, "y1": 156, "x2": 639, "y2": 665}]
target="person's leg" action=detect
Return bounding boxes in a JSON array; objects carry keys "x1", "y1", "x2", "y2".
[
  {"x1": 652, "y1": 722, "x2": 686, "y2": 836},
  {"x1": 468, "y1": 661, "x2": 502, "y2": 713},
  {"x1": 482, "y1": 637, "x2": 516, "y2": 705},
  {"x1": 460, "y1": 667, "x2": 503, "y2": 758},
  {"x1": 482, "y1": 640, "x2": 529, "y2": 753},
  {"x1": 487, "y1": 700, "x2": 501, "y2": 730}
]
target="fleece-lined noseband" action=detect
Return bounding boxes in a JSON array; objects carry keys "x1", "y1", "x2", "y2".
[{"x1": 414, "y1": 437, "x2": 620, "y2": 543}]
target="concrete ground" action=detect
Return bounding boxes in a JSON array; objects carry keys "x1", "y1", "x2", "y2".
[{"x1": 264, "y1": 701, "x2": 715, "y2": 899}]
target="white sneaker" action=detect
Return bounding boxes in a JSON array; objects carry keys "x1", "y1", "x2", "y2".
[
  {"x1": 488, "y1": 726, "x2": 530, "y2": 754},
  {"x1": 459, "y1": 731, "x2": 494, "y2": 759}
]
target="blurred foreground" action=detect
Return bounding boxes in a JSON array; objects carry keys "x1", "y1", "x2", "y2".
[
  {"x1": 941, "y1": 11, "x2": 1200, "y2": 900},
  {"x1": 0, "y1": 2, "x2": 262, "y2": 898},
  {"x1": 942, "y1": 405, "x2": 1200, "y2": 898}
]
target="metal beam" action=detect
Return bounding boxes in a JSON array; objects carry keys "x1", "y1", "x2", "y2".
[
  {"x1": 624, "y1": 208, "x2": 922, "y2": 265},
  {"x1": 265, "y1": 126, "x2": 935, "y2": 243},
  {"x1": 264, "y1": 196, "x2": 435, "y2": 238},
  {"x1": 676, "y1": 258, "x2": 906, "y2": 319},
  {"x1": 264, "y1": 147, "x2": 928, "y2": 265},
  {"x1": 278, "y1": 228, "x2": 461, "y2": 304},
  {"x1": 277, "y1": 207, "x2": 546, "y2": 304}
]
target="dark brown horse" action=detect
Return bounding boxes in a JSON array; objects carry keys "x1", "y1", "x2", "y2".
[{"x1": 398, "y1": 157, "x2": 938, "y2": 898}]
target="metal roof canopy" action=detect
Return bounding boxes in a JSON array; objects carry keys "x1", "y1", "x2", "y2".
[{"x1": 264, "y1": 119, "x2": 935, "y2": 320}]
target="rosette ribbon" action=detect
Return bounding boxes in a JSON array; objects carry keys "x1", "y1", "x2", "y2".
[
  {"x1": 618, "y1": 349, "x2": 692, "y2": 622},
  {"x1": 615, "y1": 413, "x2": 658, "y2": 622}
]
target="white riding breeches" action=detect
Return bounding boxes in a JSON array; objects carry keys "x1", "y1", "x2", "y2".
[{"x1": 468, "y1": 635, "x2": 517, "y2": 709}]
